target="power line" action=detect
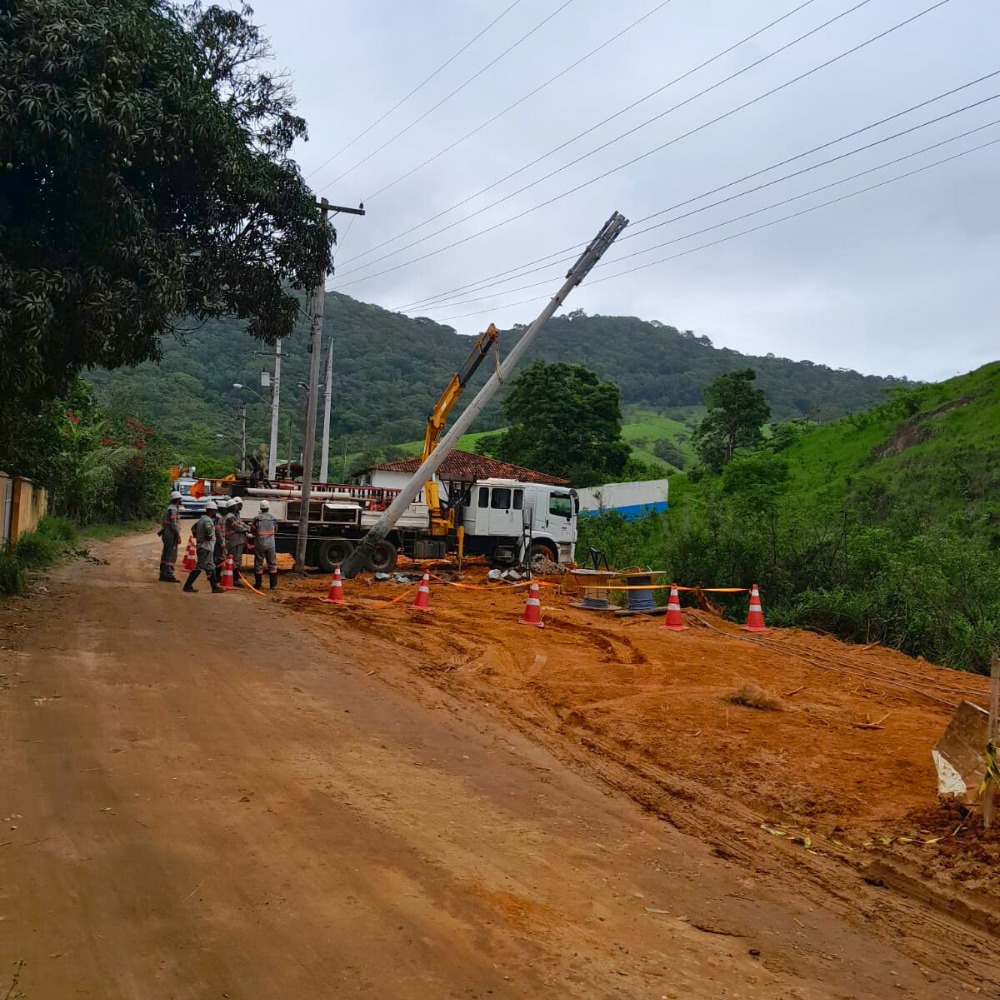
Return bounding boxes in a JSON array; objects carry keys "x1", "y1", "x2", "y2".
[
  {"x1": 434, "y1": 135, "x2": 1000, "y2": 322},
  {"x1": 341, "y1": 0, "x2": 824, "y2": 267},
  {"x1": 363, "y1": 0, "x2": 680, "y2": 204},
  {"x1": 435, "y1": 115, "x2": 1000, "y2": 311},
  {"x1": 305, "y1": 0, "x2": 526, "y2": 181},
  {"x1": 331, "y1": 0, "x2": 953, "y2": 290},
  {"x1": 324, "y1": 0, "x2": 576, "y2": 189},
  {"x1": 400, "y1": 69, "x2": 1000, "y2": 313}
]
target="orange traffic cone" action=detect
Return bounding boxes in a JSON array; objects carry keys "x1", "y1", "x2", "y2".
[
  {"x1": 323, "y1": 564, "x2": 345, "y2": 605},
  {"x1": 182, "y1": 537, "x2": 196, "y2": 572},
  {"x1": 412, "y1": 571, "x2": 431, "y2": 611},
  {"x1": 662, "y1": 584, "x2": 688, "y2": 632},
  {"x1": 741, "y1": 584, "x2": 768, "y2": 632},
  {"x1": 518, "y1": 581, "x2": 544, "y2": 628},
  {"x1": 220, "y1": 554, "x2": 235, "y2": 590}
]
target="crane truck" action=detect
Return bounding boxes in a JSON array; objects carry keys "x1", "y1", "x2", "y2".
[{"x1": 225, "y1": 322, "x2": 578, "y2": 573}]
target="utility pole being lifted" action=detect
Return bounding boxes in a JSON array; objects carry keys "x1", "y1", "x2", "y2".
[
  {"x1": 294, "y1": 197, "x2": 365, "y2": 574},
  {"x1": 341, "y1": 210, "x2": 628, "y2": 579}
]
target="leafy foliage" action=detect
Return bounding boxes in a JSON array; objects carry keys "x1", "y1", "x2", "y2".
[
  {"x1": 692, "y1": 368, "x2": 770, "y2": 471},
  {"x1": 486, "y1": 362, "x2": 630, "y2": 486},
  {"x1": 0, "y1": 0, "x2": 332, "y2": 439},
  {"x1": 1, "y1": 379, "x2": 169, "y2": 525}
]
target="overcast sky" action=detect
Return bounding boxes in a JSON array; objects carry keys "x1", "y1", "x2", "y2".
[{"x1": 250, "y1": 0, "x2": 998, "y2": 381}]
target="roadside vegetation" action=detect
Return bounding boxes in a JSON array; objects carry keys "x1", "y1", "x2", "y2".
[{"x1": 581, "y1": 363, "x2": 1000, "y2": 675}]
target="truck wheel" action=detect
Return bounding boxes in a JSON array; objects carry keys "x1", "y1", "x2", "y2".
[
  {"x1": 529, "y1": 542, "x2": 557, "y2": 570},
  {"x1": 317, "y1": 538, "x2": 354, "y2": 573},
  {"x1": 369, "y1": 539, "x2": 398, "y2": 573}
]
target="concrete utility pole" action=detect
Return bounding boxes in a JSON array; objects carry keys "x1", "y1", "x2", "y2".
[
  {"x1": 268, "y1": 339, "x2": 282, "y2": 480},
  {"x1": 341, "y1": 210, "x2": 628, "y2": 578},
  {"x1": 320, "y1": 337, "x2": 334, "y2": 484},
  {"x1": 294, "y1": 198, "x2": 365, "y2": 574}
]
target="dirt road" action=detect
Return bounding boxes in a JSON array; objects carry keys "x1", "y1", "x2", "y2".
[{"x1": 0, "y1": 535, "x2": 993, "y2": 999}]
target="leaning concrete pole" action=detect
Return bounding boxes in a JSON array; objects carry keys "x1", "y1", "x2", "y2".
[{"x1": 341, "y1": 210, "x2": 629, "y2": 578}]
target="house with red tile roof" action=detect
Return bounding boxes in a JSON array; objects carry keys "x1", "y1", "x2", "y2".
[{"x1": 351, "y1": 450, "x2": 568, "y2": 497}]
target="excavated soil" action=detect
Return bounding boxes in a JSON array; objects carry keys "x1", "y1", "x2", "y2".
[{"x1": 279, "y1": 562, "x2": 999, "y2": 916}]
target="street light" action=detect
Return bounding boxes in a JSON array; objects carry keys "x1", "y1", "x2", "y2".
[{"x1": 233, "y1": 382, "x2": 268, "y2": 404}]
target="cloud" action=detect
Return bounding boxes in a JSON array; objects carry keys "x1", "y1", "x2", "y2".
[{"x1": 252, "y1": 0, "x2": 1000, "y2": 380}]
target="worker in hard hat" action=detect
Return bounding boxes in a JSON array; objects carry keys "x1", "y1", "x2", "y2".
[
  {"x1": 224, "y1": 497, "x2": 249, "y2": 587},
  {"x1": 252, "y1": 499, "x2": 278, "y2": 589},
  {"x1": 157, "y1": 490, "x2": 184, "y2": 583},
  {"x1": 212, "y1": 498, "x2": 228, "y2": 576},
  {"x1": 184, "y1": 501, "x2": 224, "y2": 594}
]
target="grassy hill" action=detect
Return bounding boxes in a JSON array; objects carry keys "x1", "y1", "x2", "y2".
[
  {"x1": 583, "y1": 362, "x2": 1000, "y2": 673},
  {"x1": 87, "y1": 293, "x2": 909, "y2": 475}
]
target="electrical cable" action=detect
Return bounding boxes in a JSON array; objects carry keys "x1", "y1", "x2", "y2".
[
  {"x1": 323, "y1": 0, "x2": 576, "y2": 188},
  {"x1": 399, "y1": 69, "x2": 1000, "y2": 311},
  {"x1": 363, "y1": 0, "x2": 681, "y2": 203},
  {"x1": 341, "y1": 0, "x2": 824, "y2": 266},
  {"x1": 332, "y1": 0, "x2": 950, "y2": 288},
  {"x1": 432, "y1": 115, "x2": 1000, "y2": 312},
  {"x1": 434, "y1": 133, "x2": 1000, "y2": 322},
  {"x1": 305, "y1": 0, "x2": 526, "y2": 180}
]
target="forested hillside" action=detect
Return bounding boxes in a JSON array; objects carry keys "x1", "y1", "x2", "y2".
[{"x1": 87, "y1": 293, "x2": 910, "y2": 471}]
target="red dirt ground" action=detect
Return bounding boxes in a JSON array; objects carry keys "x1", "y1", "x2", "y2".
[{"x1": 278, "y1": 562, "x2": 999, "y2": 911}]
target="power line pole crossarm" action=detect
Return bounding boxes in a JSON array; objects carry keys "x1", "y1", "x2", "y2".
[
  {"x1": 294, "y1": 198, "x2": 366, "y2": 574},
  {"x1": 340, "y1": 209, "x2": 628, "y2": 579}
]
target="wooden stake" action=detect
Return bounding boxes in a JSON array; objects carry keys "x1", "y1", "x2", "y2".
[{"x1": 984, "y1": 654, "x2": 999, "y2": 830}]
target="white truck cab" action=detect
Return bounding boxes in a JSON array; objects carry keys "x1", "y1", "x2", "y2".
[{"x1": 460, "y1": 478, "x2": 578, "y2": 565}]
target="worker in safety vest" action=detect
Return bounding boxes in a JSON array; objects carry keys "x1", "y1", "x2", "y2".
[
  {"x1": 157, "y1": 490, "x2": 183, "y2": 583},
  {"x1": 185, "y1": 501, "x2": 224, "y2": 593},
  {"x1": 252, "y1": 499, "x2": 278, "y2": 590},
  {"x1": 224, "y1": 498, "x2": 249, "y2": 587},
  {"x1": 212, "y1": 498, "x2": 228, "y2": 575}
]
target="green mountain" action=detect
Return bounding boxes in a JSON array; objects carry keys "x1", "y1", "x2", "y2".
[
  {"x1": 583, "y1": 361, "x2": 1000, "y2": 672},
  {"x1": 87, "y1": 293, "x2": 911, "y2": 474}
]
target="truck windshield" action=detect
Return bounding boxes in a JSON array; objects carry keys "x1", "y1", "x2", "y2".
[{"x1": 549, "y1": 493, "x2": 573, "y2": 518}]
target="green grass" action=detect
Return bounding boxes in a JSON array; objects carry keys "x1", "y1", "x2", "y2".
[
  {"x1": 0, "y1": 517, "x2": 81, "y2": 596},
  {"x1": 79, "y1": 520, "x2": 152, "y2": 542}
]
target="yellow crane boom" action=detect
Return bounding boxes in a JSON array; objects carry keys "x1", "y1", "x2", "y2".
[{"x1": 422, "y1": 323, "x2": 499, "y2": 537}]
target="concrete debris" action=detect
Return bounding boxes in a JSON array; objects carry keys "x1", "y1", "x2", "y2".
[
  {"x1": 487, "y1": 569, "x2": 503, "y2": 582},
  {"x1": 374, "y1": 573, "x2": 391, "y2": 582},
  {"x1": 533, "y1": 557, "x2": 562, "y2": 575}
]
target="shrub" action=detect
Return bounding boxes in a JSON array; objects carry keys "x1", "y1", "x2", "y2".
[{"x1": 0, "y1": 546, "x2": 26, "y2": 596}]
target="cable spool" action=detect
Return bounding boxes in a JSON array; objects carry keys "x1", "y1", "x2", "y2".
[{"x1": 617, "y1": 571, "x2": 660, "y2": 615}]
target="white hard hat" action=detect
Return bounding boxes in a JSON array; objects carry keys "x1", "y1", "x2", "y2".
[
  {"x1": 260, "y1": 500, "x2": 270, "y2": 511},
  {"x1": 205, "y1": 500, "x2": 217, "y2": 511},
  {"x1": 169, "y1": 490, "x2": 182, "y2": 501},
  {"x1": 234, "y1": 497, "x2": 243, "y2": 507}
]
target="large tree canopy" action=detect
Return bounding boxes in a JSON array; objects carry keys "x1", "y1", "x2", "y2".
[
  {"x1": 485, "y1": 360, "x2": 630, "y2": 487},
  {"x1": 692, "y1": 368, "x2": 771, "y2": 471},
  {"x1": 0, "y1": 0, "x2": 332, "y2": 431}
]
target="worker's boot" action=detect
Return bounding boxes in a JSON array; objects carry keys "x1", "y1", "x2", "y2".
[
  {"x1": 183, "y1": 570, "x2": 201, "y2": 593},
  {"x1": 209, "y1": 570, "x2": 225, "y2": 594},
  {"x1": 254, "y1": 573, "x2": 263, "y2": 590},
  {"x1": 268, "y1": 574, "x2": 278, "y2": 590},
  {"x1": 163, "y1": 567, "x2": 180, "y2": 584},
  {"x1": 232, "y1": 566, "x2": 243, "y2": 588}
]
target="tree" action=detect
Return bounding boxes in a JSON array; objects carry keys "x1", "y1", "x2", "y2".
[
  {"x1": 493, "y1": 361, "x2": 629, "y2": 486},
  {"x1": 0, "y1": 0, "x2": 333, "y2": 440},
  {"x1": 692, "y1": 368, "x2": 770, "y2": 472}
]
